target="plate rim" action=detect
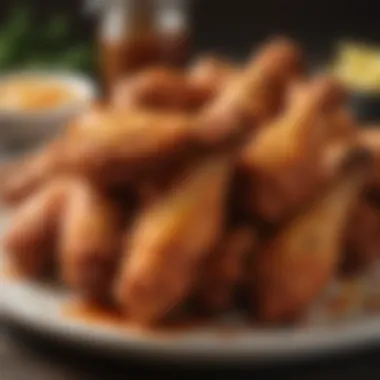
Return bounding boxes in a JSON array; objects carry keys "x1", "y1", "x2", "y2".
[
  {"x1": 2, "y1": 212, "x2": 380, "y2": 362},
  {"x1": 4, "y1": 273, "x2": 380, "y2": 362}
]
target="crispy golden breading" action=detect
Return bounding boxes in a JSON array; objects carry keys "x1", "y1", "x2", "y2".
[
  {"x1": 64, "y1": 109, "x2": 196, "y2": 184},
  {"x1": 1, "y1": 139, "x2": 66, "y2": 206},
  {"x1": 59, "y1": 179, "x2": 125, "y2": 302},
  {"x1": 115, "y1": 156, "x2": 232, "y2": 325},
  {"x1": 112, "y1": 67, "x2": 210, "y2": 112},
  {"x1": 195, "y1": 226, "x2": 257, "y2": 312},
  {"x1": 239, "y1": 76, "x2": 345, "y2": 224},
  {"x1": 195, "y1": 38, "x2": 303, "y2": 146},
  {"x1": 252, "y1": 147, "x2": 373, "y2": 323},
  {"x1": 2, "y1": 178, "x2": 69, "y2": 277},
  {"x1": 188, "y1": 55, "x2": 238, "y2": 102}
]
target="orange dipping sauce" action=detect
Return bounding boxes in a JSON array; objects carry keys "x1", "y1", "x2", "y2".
[{"x1": 0, "y1": 77, "x2": 79, "y2": 112}]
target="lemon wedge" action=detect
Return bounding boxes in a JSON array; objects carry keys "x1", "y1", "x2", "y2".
[{"x1": 332, "y1": 41, "x2": 380, "y2": 93}]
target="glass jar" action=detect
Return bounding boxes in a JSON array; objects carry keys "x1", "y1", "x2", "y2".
[
  {"x1": 156, "y1": 0, "x2": 191, "y2": 66},
  {"x1": 92, "y1": 0, "x2": 191, "y2": 96}
]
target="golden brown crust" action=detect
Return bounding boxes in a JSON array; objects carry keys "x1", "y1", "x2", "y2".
[
  {"x1": 115, "y1": 156, "x2": 232, "y2": 325},
  {"x1": 2, "y1": 178, "x2": 70, "y2": 277},
  {"x1": 59, "y1": 179, "x2": 125, "y2": 302}
]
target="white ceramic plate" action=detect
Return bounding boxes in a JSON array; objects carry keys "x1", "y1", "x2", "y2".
[{"x1": 2, "y1": 211, "x2": 380, "y2": 363}]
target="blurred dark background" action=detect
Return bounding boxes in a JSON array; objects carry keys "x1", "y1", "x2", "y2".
[
  {"x1": 0, "y1": 0, "x2": 379, "y2": 74},
  {"x1": 194, "y1": 0, "x2": 380, "y2": 63}
]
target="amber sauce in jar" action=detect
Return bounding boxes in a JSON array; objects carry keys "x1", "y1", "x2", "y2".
[
  {"x1": 99, "y1": 0, "x2": 156, "y2": 96},
  {"x1": 156, "y1": 0, "x2": 191, "y2": 67},
  {"x1": 98, "y1": 0, "x2": 190, "y2": 98}
]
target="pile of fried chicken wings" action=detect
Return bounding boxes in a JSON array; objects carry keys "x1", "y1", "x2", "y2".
[{"x1": 3, "y1": 37, "x2": 380, "y2": 327}]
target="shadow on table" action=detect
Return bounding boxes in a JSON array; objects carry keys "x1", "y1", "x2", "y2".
[{"x1": 3, "y1": 319, "x2": 380, "y2": 380}]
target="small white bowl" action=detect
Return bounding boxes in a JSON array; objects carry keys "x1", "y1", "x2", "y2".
[{"x1": 0, "y1": 71, "x2": 97, "y2": 150}]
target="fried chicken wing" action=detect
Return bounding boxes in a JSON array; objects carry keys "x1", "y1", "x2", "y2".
[
  {"x1": 251, "y1": 147, "x2": 373, "y2": 324},
  {"x1": 115, "y1": 155, "x2": 232, "y2": 325},
  {"x1": 2, "y1": 178, "x2": 69, "y2": 277},
  {"x1": 1, "y1": 139, "x2": 66, "y2": 206},
  {"x1": 112, "y1": 66, "x2": 209, "y2": 112},
  {"x1": 59, "y1": 179, "x2": 125, "y2": 302},
  {"x1": 187, "y1": 55, "x2": 238, "y2": 103},
  {"x1": 239, "y1": 76, "x2": 346, "y2": 224},
  {"x1": 195, "y1": 37, "x2": 303, "y2": 146},
  {"x1": 64, "y1": 108, "x2": 196, "y2": 185}
]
